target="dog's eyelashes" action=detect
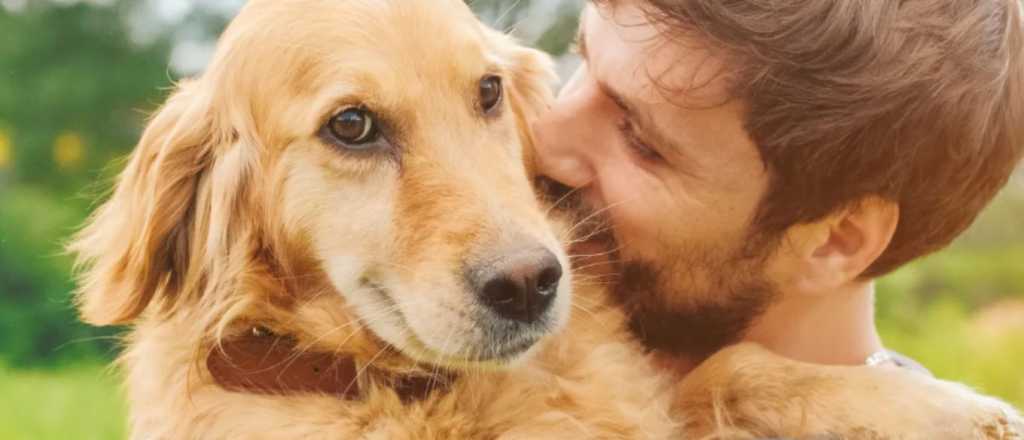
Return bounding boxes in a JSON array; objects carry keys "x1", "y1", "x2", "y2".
[
  {"x1": 479, "y1": 75, "x2": 503, "y2": 115},
  {"x1": 322, "y1": 107, "x2": 383, "y2": 150}
]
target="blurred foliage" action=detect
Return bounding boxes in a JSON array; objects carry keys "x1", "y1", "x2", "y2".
[
  {"x1": 0, "y1": 2, "x2": 176, "y2": 366},
  {"x1": 0, "y1": 2, "x2": 172, "y2": 192},
  {"x1": 0, "y1": 4, "x2": 1021, "y2": 436},
  {"x1": 0, "y1": 362, "x2": 126, "y2": 439},
  {"x1": 876, "y1": 186, "x2": 1024, "y2": 405},
  {"x1": 470, "y1": 0, "x2": 582, "y2": 54},
  {"x1": 0, "y1": 0, "x2": 235, "y2": 367}
]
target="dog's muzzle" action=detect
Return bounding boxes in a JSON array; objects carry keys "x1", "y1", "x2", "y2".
[{"x1": 466, "y1": 246, "x2": 562, "y2": 324}]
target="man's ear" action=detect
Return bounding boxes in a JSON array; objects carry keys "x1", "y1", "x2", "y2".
[
  {"x1": 779, "y1": 196, "x2": 900, "y2": 293},
  {"x1": 485, "y1": 28, "x2": 557, "y2": 177},
  {"x1": 69, "y1": 80, "x2": 224, "y2": 326}
]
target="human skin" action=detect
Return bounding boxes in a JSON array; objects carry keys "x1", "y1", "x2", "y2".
[{"x1": 532, "y1": 0, "x2": 898, "y2": 374}]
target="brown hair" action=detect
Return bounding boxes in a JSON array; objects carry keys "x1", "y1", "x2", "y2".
[{"x1": 620, "y1": 0, "x2": 1024, "y2": 277}]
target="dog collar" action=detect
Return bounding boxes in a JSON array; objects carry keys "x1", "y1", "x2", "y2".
[{"x1": 206, "y1": 327, "x2": 452, "y2": 402}]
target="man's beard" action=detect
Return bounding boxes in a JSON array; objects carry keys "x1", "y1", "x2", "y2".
[
  {"x1": 609, "y1": 240, "x2": 779, "y2": 360},
  {"x1": 536, "y1": 176, "x2": 780, "y2": 360}
]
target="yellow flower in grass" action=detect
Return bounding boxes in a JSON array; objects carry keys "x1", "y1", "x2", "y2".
[
  {"x1": 54, "y1": 131, "x2": 85, "y2": 171},
  {"x1": 0, "y1": 129, "x2": 10, "y2": 169}
]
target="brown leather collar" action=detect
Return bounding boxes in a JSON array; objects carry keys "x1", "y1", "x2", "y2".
[{"x1": 206, "y1": 328, "x2": 452, "y2": 402}]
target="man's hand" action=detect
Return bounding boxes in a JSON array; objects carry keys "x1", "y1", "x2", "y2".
[{"x1": 675, "y1": 343, "x2": 1023, "y2": 439}]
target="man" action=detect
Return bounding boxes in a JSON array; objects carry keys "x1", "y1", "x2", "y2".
[{"x1": 534, "y1": 0, "x2": 1023, "y2": 400}]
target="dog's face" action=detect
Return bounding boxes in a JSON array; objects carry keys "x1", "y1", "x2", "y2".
[
  {"x1": 71, "y1": 0, "x2": 567, "y2": 368},
  {"x1": 267, "y1": 0, "x2": 569, "y2": 366}
]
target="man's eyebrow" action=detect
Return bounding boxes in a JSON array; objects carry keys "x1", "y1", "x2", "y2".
[
  {"x1": 600, "y1": 79, "x2": 690, "y2": 156},
  {"x1": 575, "y1": 8, "x2": 688, "y2": 156},
  {"x1": 598, "y1": 81, "x2": 633, "y2": 114}
]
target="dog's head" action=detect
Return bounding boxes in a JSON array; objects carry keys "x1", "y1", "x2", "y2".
[{"x1": 70, "y1": 0, "x2": 565, "y2": 368}]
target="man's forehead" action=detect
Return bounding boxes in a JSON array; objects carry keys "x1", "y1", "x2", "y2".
[
  {"x1": 579, "y1": 4, "x2": 659, "y2": 103},
  {"x1": 579, "y1": 2, "x2": 733, "y2": 107},
  {"x1": 578, "y1": 2, "x2": 754, "y2": 168}
]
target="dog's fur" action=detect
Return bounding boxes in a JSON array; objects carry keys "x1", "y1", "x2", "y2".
[{"x1": 71, "y1": 1, "x2": 1023, "y2": 439}]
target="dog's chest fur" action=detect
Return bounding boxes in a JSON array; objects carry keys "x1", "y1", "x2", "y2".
[{"x1": 120, "y1": 284, "x2": 678, "y2": 440}]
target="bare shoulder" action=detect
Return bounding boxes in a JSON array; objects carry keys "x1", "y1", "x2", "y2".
[{"x1": 676, "y1": 343, "x2": 1024, "y2": 439}]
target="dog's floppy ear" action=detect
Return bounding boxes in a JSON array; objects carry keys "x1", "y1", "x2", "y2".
[
  {"x1": 70, "y1": 80, "x2": 224, "y2": 325},
  {"x1": 487, "y1": 29, "x2": 557, "y2": 175},
  {"x1": 504, "y1": 43, "x2": 556, "y2": 125}
]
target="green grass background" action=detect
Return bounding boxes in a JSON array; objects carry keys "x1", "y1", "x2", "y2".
[{"x1": 0, "y1": 363, "x2": 126, "y2": 439}]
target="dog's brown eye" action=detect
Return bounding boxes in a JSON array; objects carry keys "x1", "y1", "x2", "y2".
[
  {"x1": 479, "y1": 75, "x2": 503, "y2": 115},
  {"x1": 326, "y1": 108, "x2": 379, "y2": 147}
]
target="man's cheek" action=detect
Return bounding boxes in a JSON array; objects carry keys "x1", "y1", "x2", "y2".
[{"x1": 607, "y1": 211, "x2": 661, "y2": 263}]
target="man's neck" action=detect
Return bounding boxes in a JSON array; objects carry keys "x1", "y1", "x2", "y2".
[
  {"x1": 740, "y1": 280, "x2": 884, "y2": 366},
  {"x1": 653, "y1": 281, "x2": 884, "y2": 379}
]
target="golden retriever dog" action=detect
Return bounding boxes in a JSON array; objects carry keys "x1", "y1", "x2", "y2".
[{"x1": 70, "y1": 0, "x2": 1022, "y2": 439}]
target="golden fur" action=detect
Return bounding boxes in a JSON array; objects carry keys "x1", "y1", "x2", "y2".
[{"x1": 70, "y1": 0, "x2": 1023, "y2": 439}]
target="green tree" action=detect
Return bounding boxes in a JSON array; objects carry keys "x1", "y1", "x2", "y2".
[{"x1": 0, "y1": 1, "x2": 176, "y2": 365}]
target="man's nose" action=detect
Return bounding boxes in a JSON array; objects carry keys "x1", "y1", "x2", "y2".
[{"x1": 531, "y1": 67, "x2": 597, "y2": 190}]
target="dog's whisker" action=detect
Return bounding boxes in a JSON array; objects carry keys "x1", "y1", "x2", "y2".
[
  {"x1": 567, "y1": 243, "x2": 625, "y2": 261},
  {"x1": 425, "y1": 329, "x2": 445, "y2": 389},
  {"x1": 292, "y1": 315, "x2": 381, "y2": 358},
  {"x1": 570, "y1": 263, "x2": 622, "y2": 276},
  {"x1": 570, "y1": 302, "x2": 599, "y2": 320},
  {"x1": 569, "y1": 256, "x2": 622, "y2": 272},
  {"x1": 567, "y1": 291, "x2": 605, "y2": 308},
  {"x1": 271, "y1": 301, "x2": 414, "y2": 374},
  {"x1": 573, "y1": 276, "x2": 622, "y2": 286},
  {"x1": 569, "y1": 260, "x2": 622, "y2": 274},
  {"x1": 572, "y1": 273, "x2": 622, "y2": 283},
  {"x1": 561, "y1": 228, "x2": 613, "y2": 249},
  {"x1": 344, "y1": 336, "x2": 399, "y2": 398},
  {"x1": 541, "y1": 184, "x2": 584, "y2": 217},
  {"x1": 563, "y1": 196, "x2": 640, "y2": 238},
  {"x1": 565, "y1": 221, "x2": 616, "y2": 244},
  {"x1": 573, "y1": 280, "x2": 618, "y2": 289},
  {"x1": 427, "y1": 325, "x2": 458, "y2": 391},
  {"x1": 318, "y1": 296, "x2": 438, "y2": 363}
]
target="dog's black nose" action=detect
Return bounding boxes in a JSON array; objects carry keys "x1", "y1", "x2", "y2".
[{"x1": 471, "y1": 248, "x2": 562, "y2": 323}]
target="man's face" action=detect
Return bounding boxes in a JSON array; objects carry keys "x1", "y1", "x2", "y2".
[{"x1": 533, "y1": 1, "x2": 779, "y2": 358}]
